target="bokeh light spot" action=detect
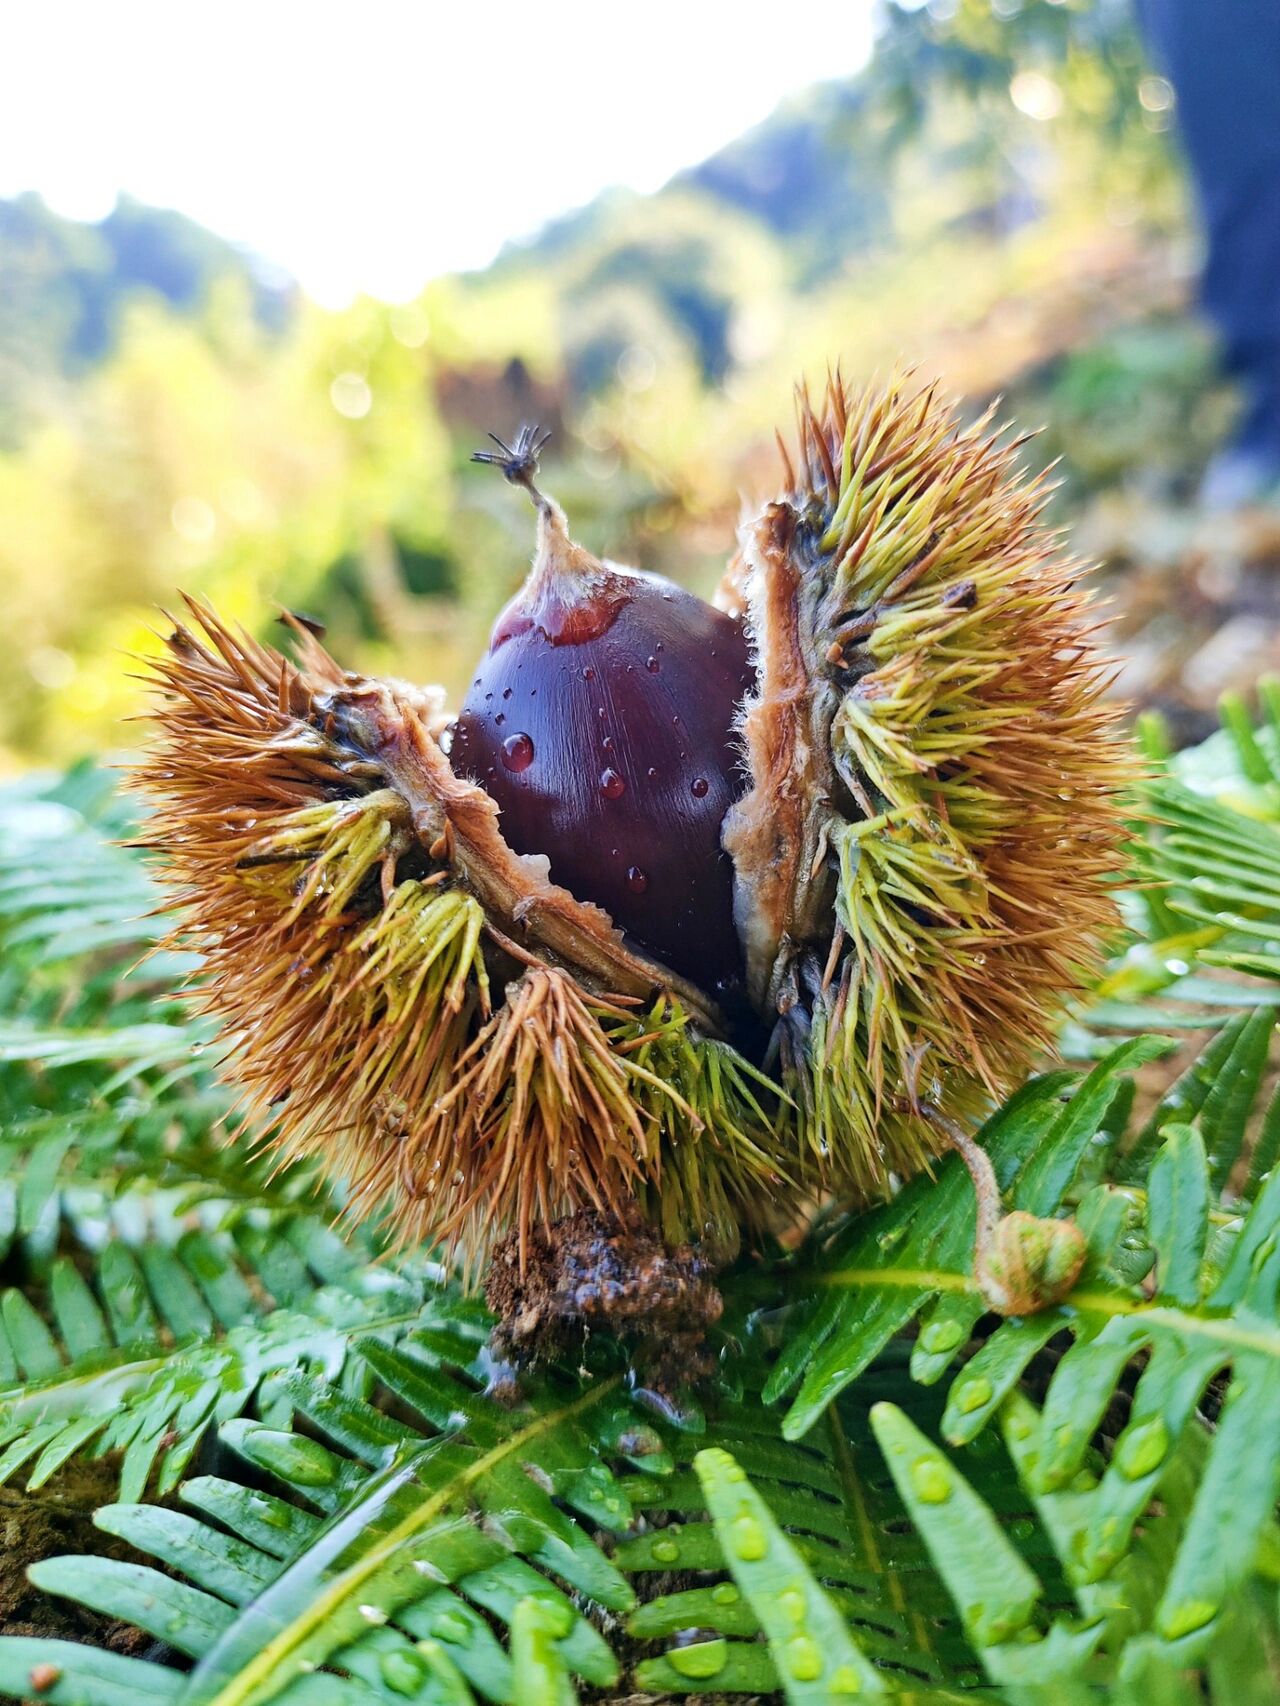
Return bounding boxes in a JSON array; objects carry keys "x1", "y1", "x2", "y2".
[
  {"x1": 330, "y1": 372, "x2": 373, "y2": 419},
  {"x1": 1010, "y1": 71, "x2": 1063, "y2": 123}
]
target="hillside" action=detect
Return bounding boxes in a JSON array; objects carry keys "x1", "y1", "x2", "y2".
[
  {"x1": 0, "y1": 191, "x2": 293, "y2": 435},
  {"x1": 1, "y1": 0, "x2": 1224, "y2": 777}
]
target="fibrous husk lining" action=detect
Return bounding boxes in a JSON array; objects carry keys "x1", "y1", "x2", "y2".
[{"x1": 726, "y1": 374, "x2": 1133, "y2": 1199}]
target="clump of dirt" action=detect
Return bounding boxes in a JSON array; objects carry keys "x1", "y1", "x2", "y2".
[
  {"x1": 485, "y1": 1208, "x2": 723, "y2": 1386},
  {"x1": 0, "y1": 1458, "x2": 148, "y2": 1652}
]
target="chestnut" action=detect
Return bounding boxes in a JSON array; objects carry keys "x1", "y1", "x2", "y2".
[{"x1": 450, "y1": 429, "x2": 755, "y2": 992}]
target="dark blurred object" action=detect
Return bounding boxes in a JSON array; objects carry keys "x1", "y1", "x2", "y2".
[{"x1": 1139, "y1": 0, "x2": 1280, "y2": 507}]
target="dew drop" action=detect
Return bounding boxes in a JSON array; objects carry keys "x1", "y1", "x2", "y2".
[
  {"x1": 600, "y1": 767, "x2": 626, "y2": 799},
  {"x1": 647, "y1": 766, "x2": 659, "y2": 779},
  {"x1": 652, "y1": 1537, "x2": 679, "y2": 1563},
  {"x1": 359, "y1": 1603, "x2": 388, "y2": 1625},
  {"x1": 494, "y1": 712, "x2": 505, "y2": 726},
  {"x1": 785, "y1": 1635, "x2": 824, "y2": 1682},
  {"x1": 910, "y1": 1457, "x2": 953, "y2": 1504},
  {"x1": 646, "y1": 655, "x2": 661, "y2": 673},
  {"x1": 954, "y1": 1377, "x2": 993, "y2": 1415},
  {"x1": 626, "y1": 865, "x2": 649, "y2": 894},
  {"x1": 710, "y1": 1582, "x2": 741, "y2": 1605},
  {"x1": 730, "y1": 1513, "x2": 767, "y2": 1561},
  {"x1": 502, "y1": 686, "x2": 512, "y2": 699},
  {"x1": 831, "y1": 1663, "x2": 865, "y2": 1694},
  {"x1": 1114, "y1": 1416, "x2": 1169, "y2": 1480},
  {"x1": 583, "y1": 666, "x2": 596, "y2": 680},
  {"x1": 778, "y1": 1584, "x2": 807, "y2": 1624},
  {"x1": 380, "y1": 1650, "x2": 426, "y2": 1695},
  {"x1": 919, "y1": 1320, "x2": 964, "y2": 1355},
  {"x1": 691, "y1": 776, "x2": 710, "y2": 798},
  {"x1": 501, "y1": 732, "x2": 534, "y2": 773},
  {"x1": 431, "y1": 1610, "x2": 474, "y2": 1646},
  {"x1": 668, "y1": 1639, "x2": 728, "y2": 1679}
]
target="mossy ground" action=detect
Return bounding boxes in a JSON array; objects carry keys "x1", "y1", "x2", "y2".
[{"x1": 0, "y1": 1458, "x2": 148, "y2": 1649}]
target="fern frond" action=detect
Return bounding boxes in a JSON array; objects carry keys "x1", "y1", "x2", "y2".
[
  {"x1": 765, "y1": 1035, "x2": 1170, "y2": 1435},
  {"x1": 0, "y1": 1216, "x2": 448, "y2": 1500},
  {"x1": 7, "y1": 1320, "x2": 651, "y2": 1704},
  {"x1": 0, "y1": 769, "x2": 340, "y2": 1230}
]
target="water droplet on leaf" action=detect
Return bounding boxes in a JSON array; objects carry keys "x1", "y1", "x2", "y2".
[
  {"x1": 730, "y1": 1513, "x2": 768, "y2": 1560},
  {"x1": 785, "y1": 1635, "x2": 824, "y2": 1681},
  {"x1": 668, "y1": 1638, "x2": 728, "y2": 1679},
  {"x1": 919, "y1": 1320, "x2": 964, "y2": 1354},
  {"x1": 910, "y1": 1457, "x2": 953, "y2": 1504},
  {"x1": 1114, "y1": 1417, "x2": 1169, "y2": 1479},
  {"x1": 954, "y1": 1377, "x2": 993, "y2": 1415}
]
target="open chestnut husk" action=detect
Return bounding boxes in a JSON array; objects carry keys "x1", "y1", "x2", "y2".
[{"x1": 136, "y1": 375, "x2": 1129, "y2": 1337}]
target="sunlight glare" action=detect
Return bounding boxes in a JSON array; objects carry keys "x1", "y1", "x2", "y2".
[{"x1": 1, "y1": 1, "x2": 877, "y2": 304}]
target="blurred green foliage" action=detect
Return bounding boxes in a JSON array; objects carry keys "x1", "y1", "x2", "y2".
[{"x1": 0, "y1": 0, "x2": 1197, "y2": 770}]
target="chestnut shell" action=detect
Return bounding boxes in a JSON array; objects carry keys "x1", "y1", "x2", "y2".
[{"x1": 451, "y1": 569, "x2": 755, "y2": 991}]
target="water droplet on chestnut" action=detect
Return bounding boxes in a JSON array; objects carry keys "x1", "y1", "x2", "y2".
[
  {"x1": 646, "y1": 656, "x2": 660, "y2": 673},
  {"x1": 500, "y1": 732, "x2": 535, "y2": 773},
  {"x1": 691, "y1": 777, "x2": 709, "y2": 798},
  {"x1": 627, "y1": 865, "x2": 648, "y2": 893},
  {"x1": 600, "y1": 768, "x2": 626, "y2": 800}
]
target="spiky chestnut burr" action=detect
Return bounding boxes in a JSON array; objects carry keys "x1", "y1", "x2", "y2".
[{"x1": 134, "y1": 375, "x2": 1130, "y2": 1345}]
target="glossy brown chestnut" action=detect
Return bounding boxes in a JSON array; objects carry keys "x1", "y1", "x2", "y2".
[{"x1": 451, "y1": 436, "x2": 755, "y2": 992}]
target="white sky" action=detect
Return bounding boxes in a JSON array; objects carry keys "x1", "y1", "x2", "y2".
[{"x1": 2, "y1": 2, "x2": 877, "y2": 306}]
